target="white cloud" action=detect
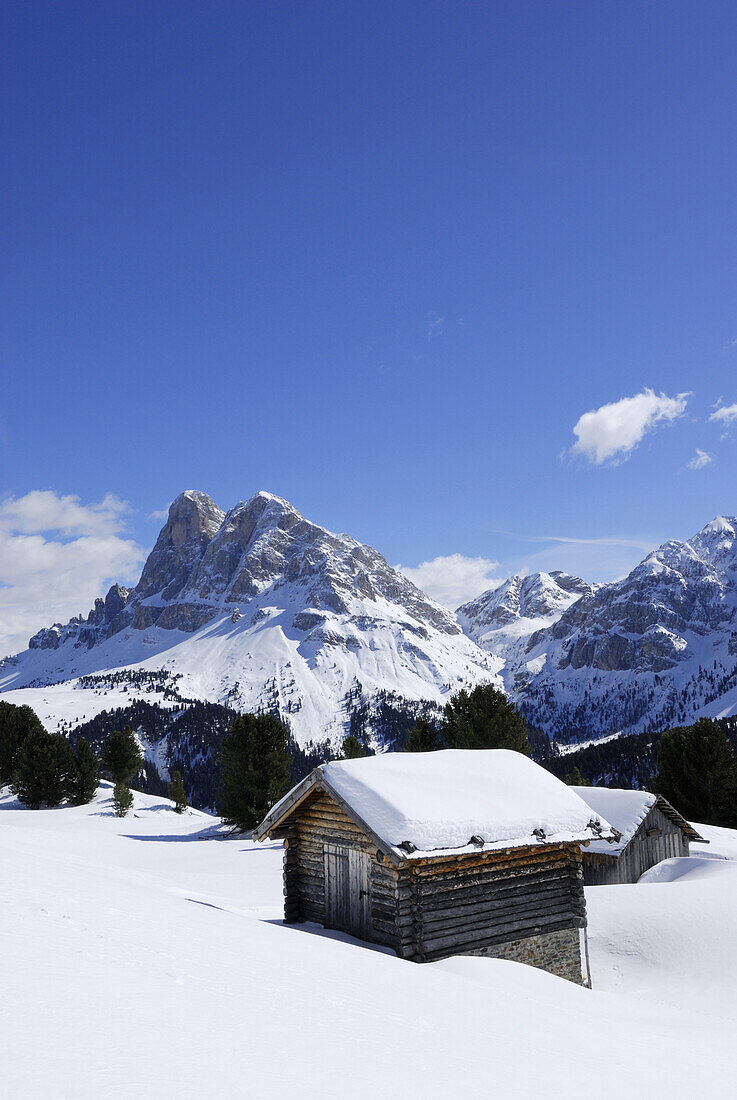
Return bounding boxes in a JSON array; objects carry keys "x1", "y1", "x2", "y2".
[
  {"x1": 687, "y1": 449, "x2": 713, "y2": 470},
  {"x1": 0, "y1": 490, "x2": 130, "y2": 536},
  {"x1": 0, "y1": 491, "x2": 144, "y2": 658},
  {"x1": 397, "y1": 554, "x2": 501, "y2": 610},
  {"x1": 709, "y1": 402, "x2": 737, "y2": 426},
  {"x1": 571, "y1": 388, "x2": 690, "y2": 465},
  {"x1": 147, "y1": 508, "x2": 170, "y2": 522}
]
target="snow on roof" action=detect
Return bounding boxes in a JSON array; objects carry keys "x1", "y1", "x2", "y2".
[
  {"x1": 571, "y1": 786, "x2": 655, "y2": 854},
  {"x1": 260, "y1": 749, "x2": 616, "y2": 860},
  {"x1": 572, "y1": 785, "x2": 707, "y2": 854}
]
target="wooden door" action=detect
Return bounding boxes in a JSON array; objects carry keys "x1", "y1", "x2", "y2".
[{"x1": 324, "y1": 844, "x2": 371, "y2": 940}]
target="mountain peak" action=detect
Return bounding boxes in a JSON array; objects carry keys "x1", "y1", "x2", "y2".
[{"x1": 164, "y1": 490, "x2": 225, "y2": 541}]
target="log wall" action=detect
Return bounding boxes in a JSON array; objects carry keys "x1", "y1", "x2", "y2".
[{"x1": 395, "y1": 843, "x2": 587, "y2": 975}]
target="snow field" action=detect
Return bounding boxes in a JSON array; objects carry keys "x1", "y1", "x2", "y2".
[{"x1": 2, "y1": 784, "x2": 735, "y2": 1099}]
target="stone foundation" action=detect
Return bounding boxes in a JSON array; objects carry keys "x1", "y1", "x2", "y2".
[{"x1": 464, "y1": 927, "x2": 590, "y2": 986}]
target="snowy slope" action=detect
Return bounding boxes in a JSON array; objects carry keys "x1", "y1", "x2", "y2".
[
  {"x1": 7, "y1": 499, "x2": 737, "y2": 755},
  {"x1": 2, "y1": 784, "x2": 735, "y2": 1099},
  {"x1": 0, "y1": 491, "x2": 500, "y2": 750}
]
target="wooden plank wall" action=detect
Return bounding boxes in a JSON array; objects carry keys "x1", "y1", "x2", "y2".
[
  {"x1": 582, "y1": 804, "x2": 690, "y2": 885},
  {"x1": 284, "y1": 791, "x2": 401, "y2": 950},
  {"x1": 282, "y1": 791, "x2": 587, "y2": 965}
]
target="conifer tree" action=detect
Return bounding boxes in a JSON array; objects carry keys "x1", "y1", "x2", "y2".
[
  {"x1": 101, "y1": 725, "x2": 143, "y2": 784},
  {"x1": 11, "y1": 729, "x2": 76, "y2": 808},
  {"x1": 112, "y1": 781, "x2": 134, "y2": 817},
  {"x1": 339, "y1": 734, "x2": 366, "y2": 760},
  {"x1": 0, "y1": 701, "x2": 45, "y2": 786},
  {"x1": 656, "y1": 718, "x2": 737, "y2": 828},
  {"x1": 442, "y1": 683, "x2": 530, "y2": 754},
  {"x1": 70, "y1": 738, "x2": 100, "y2": 805},
  {"x1": 217, "y1": 712, "x2": 291, "y2": 831},
  {"x1": 564, "y1": 766, "x2": 591, "y2": 787},
  {"x1": 405, "y1": 717, "x2": 439, "y2": 752},
  {"x1": 169, "y1": 770, "x2": 188, "y2": 813}
]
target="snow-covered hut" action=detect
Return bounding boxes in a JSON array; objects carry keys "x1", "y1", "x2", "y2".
[
  {"x1": 571, "y1": 786, "x2": 708, "y2": 885},
  {"x1": 256, "y1": 749, "x2": 617, "y2": 985}
]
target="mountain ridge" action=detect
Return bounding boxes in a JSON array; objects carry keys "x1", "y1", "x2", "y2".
[
  {"x1": 0, "y1": 489, "x2": 500, "y2": 752},
  {"x1": 4, "y1": 497, "x2": 737, "y2": 769}
]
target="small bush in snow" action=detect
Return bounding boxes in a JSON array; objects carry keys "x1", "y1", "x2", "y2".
[
  {"x1": 169, "y1": 770, "x2": 188, "y2": 814},
  {"x1": 113, "y1": 781, "x2": 134, "y2": 817}
]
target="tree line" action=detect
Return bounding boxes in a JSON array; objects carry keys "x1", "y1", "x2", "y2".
[
  {"x1": 0, "y1": 702, "x2": 188, "y2": 817},
  {"x1": 4, "y1": 682, "x2": 736, "y2": 832},
  {"x1": 216, "y1": 683, "x2": 530, "y2": 830}
]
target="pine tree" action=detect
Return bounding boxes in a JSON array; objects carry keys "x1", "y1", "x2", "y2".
[
  {"x1": 405, "y1": 717, "x2": 439, "y2": 752},
  {"x1": 0, "y1": 701, "x2": 45, "y2": 786},
  {"x1": 217, "y1": 712, "x2": 291, "y2": 832},
  {"x1": 169, "y1": 770, "x2": 188, "y2": 813},
  {"x1": 101, "y1": 725, "x2": 143, "y2": 784},
  {"x1": 564, "y1": 766, "x2": 591, "y2": 787},
  {"x1": 442, "y1": 683, "x2": 530, "y2": 754},
  {"x1": 339, "y1": 735, "x2": 366, "y2": 760},
  {"x1": 112, "y1": 781, "x2": 134, "y2": 817},
  {"x1": 656, "y1": 718, "x2": 737, "y2": 828},
  {"x1": 11, "y1": 729, "x2": 76, "y2": 809},
  {"x1": 70, "y1": 738, "x2": 100, "y2": 805}
]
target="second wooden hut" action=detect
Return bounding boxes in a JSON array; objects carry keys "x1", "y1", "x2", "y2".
[{"x1": 571, "y1": 785, "x2": 707, "y2": 885}]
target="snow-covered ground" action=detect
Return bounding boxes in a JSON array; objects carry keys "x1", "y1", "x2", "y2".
[{"x1": 3, "y1": 784, "x2": 735, "y2": 1098}]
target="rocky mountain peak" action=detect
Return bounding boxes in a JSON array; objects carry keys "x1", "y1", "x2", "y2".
[
  {"x1": 19, "y1": 488, "x2": 465, "y2": 658},
  {"x1": 4, "y1": 488, "x2": 495, "y2": 748},
  {"x1": 458, "y1": 570, "x2": 591, "y2": 642},
  {"x1": 136, "y1": 491, "x2": 226, "y2": 603},
  {"x1": 687, "y1": 515, "x2": 737, "y2": 573},
  {"x1": 162, "y1": 490, "x2": 226, "y2": 547}
]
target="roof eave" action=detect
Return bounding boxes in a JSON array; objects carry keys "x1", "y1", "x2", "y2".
[
  {"x1": 653, "y1": 795, "x2": 709, "y2": 844},
  {"x1": 254, "y1": 768, "x2": 401, "y2": 865}
]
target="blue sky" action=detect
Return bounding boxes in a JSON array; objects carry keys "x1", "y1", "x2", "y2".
[{"x1": 3, "y1": 1, "x2": 737, "y2": 652}]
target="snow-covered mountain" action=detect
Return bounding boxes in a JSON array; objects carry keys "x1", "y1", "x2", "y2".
[
  {"x1": 458, "y1": 571, "x2": 595, "y2": 672},
  {"x1": 513, "y1": 517, "x2": 737, "y2": 742},
  {"x1": 6, "y1": 497, "x2": 737, "y2": 762},
  {"x1": 0, "y1": 490, "x2": 500, "y2": 749}
]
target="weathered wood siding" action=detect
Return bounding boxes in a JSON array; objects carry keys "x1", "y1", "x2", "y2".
[
  {"x1": 581, "y1": 804, "x2": 690, "y2": 885},
  {"x1": 394, "y1": 843, "x2": 586, "y2": 963},
  {"x1": 281, "y1": 791, "x2": 587, "y2": 977},
  {"x1": 283, "y1": 791, "x2": 401, "y2": 950}
]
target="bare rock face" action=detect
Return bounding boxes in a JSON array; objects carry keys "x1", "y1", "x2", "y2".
[
  {"x1": 29, "y1": 624, "x2": 63, "y2": 650},
  {"x1": 23, "y1": 488, "x2": 463, "y2": 648},
  {"x1": 136, "y1": 491, "x2": 226, "y2": 602},
  {"x1": 104, "y1": 584, "x2": 129, "y2": 622}
]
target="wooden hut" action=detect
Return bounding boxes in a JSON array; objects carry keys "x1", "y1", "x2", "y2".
[
  {"x1": 571, "y1": 786, "x2": 707, "y2": 885},
  {"x1": 256, "y1": 749, "x2": 617, "y2": 986}
]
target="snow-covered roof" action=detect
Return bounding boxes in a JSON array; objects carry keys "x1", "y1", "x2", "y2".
[
  {"x1": 258, "y1": 749, "x2": 617, "y2": 862},
  {"x1": 572, "y1": 786, "x2": 707, "y2": 855}
]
